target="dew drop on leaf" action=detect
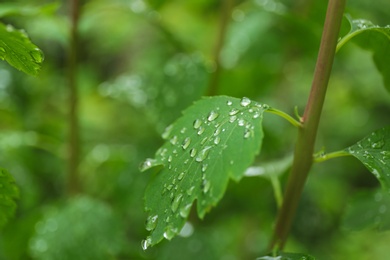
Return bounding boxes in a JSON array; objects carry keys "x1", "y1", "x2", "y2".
[
  {"x1": 202, "y1": 179, "x2": 211, "y2": 194},
  {"x1": 182, "y1": 137, "x2": 191, "y2": 150},
  {"x1": 229, "y1": 108, "x2": 239, "y2": 116},
  {"x1": 170, "y1": 135, "x2": 178, "y2": 145},
  {"x1": 196, "y1": 146, "x2": 212, "y2": 162},
  {"x1": 162, "y1": 124, "x2": 173, "y2": 139},
  {"x1": 141, "y1": 237, "x2": 152, "y2": 250},
  {"x1": 193, "y1": 119, "x2": 202, "y2": 129},
  {"x1": 201, "y1": 164, "x2": 208, "y2": 172},
  {"x1": 163, "y1": 226, "x2": 177, "y2": 240},
  {"x1": 240, "y1": 97, "x2": 251, "y2": 107},
  {"x1": 200, "y1": 137, "x2": 208, "y2": 145},
  {"x1": 238, "y1": 119, "x2": 245, "y2": 126},
  {"x1": 178, "y1": 171, "x2": 185, "y2": 180},
  {"x1": 226, "y1": 100, "x2": 233, "y2": 106},
  {"x1": 229, "y1": 115, "x2": 237, "y2": 123},
  {"x1": 214, "y1": 136, "x2": 221, "y2": 145},
  {"x1": 371, "y1": 140, "x2": 385, "y2": 149},
  {"x1": 139, "y1": 158, "x2": 158, "y2": 171},
  {"x1": 171, "y1": 193, "x2": 183, "y2": 213},
  {"x1": 187, "y1": 186, "x2": 195, "y2": 196},
  {"x1": 180, "y1": 204, "x2": 192, "y2": 218},
  {"x1": 190, "y1": 148, "x2": 197, "y2": 157},
  {"x1": 244, "y1": 129, "x2": 251, "y2": 139},
  {"x1": 145, "y1": 215, "x2": 158, "y2": 231},
  {"x1": 207, "y1": 111, "x2": 219, "y2": 121},
  {"x1": 29, "y1": 48, "x2": 44, "y2": 63},
  {"x1": 197, "y1": 126, "x2": 205, "y2": 135}
]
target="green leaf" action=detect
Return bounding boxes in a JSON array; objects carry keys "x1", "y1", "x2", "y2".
[
  {"x1": 0, "y1": 22, "x2": 44, "y2": 76},
  {"x1": 337, "y1": 15, "x2": 390, "y2": 92},
  {"x1": 256, "y1": 252, "x2": 316, "y2": 260},
  {"x1": 342, "y1": 188, "x2": 390, "y2": 231},
  {"x1": 345, "y1": 126, "x2": 390, "y2": 191},
  {"x1": 29, "y1": 196, "x2": 125, "y2": 260},
  {"x1": 0, "y1": 2, "x2": 59, "y2": 18},
  {"x1": 140, "y1": 96, "x2": 268, "y2": 248},
  {"x1": 0, "y1": 168, "x2": 19, "y2": 230}
]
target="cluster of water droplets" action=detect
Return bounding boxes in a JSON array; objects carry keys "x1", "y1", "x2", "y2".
[{"x1": 141, "y1": 97, "x2": 268, "y2": 250}]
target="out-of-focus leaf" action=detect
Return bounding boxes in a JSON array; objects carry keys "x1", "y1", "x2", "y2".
[
  {"x1": 345, "y1": 126, "x2": 390, "y2": 191},
  {"x1": 29, "y1": 196, "x2": 125, "y2": 260},
  {"x1": 343, "y1": 188, "x2": 390, "y2": 231},
  {"x1": 256, "y1": 251, "x2": 316, "y2": 260},
  {"x1": 0, "y1": 23, "x2": 44, "y2": 76},
  {"x1": 0, "y1": 168, "x2": 19, "y2": 230},
  {"x1": 140, "y1": 96, "x2": 268, "y2": 247},
  {"x1": 0, "y1": 2, "x2": 59, "y2": 18},
  {"x1": 337, "y1": 15, "x2": 390, "y2": 92}
]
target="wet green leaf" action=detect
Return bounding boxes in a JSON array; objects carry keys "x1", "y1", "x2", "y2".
[
  {"x1": 256, "y1": 251, "x2": 316, "y2": 260},
  {"x1": 140, "y1": 96, "x2": 268, "y2": 247},
  {"x1": 0, "y1": 168, "x2": 19, "y2": 230},
  {"x1": 343, "y1": 188, "x2": 390, "y2": 231},
  {"x1": 345, "y1": 126, "x2": 390, "y2": 191},
  {"x1": 337, "y1": 15, "x2": 390, "y2": 92},
  {"x1": 0, "y1": 22, "x2": 44, "y2": 76}
]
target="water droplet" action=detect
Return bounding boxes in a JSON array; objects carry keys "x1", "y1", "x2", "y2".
[
  {"x1": 214, "y1": 136, "x2": 221, "y2": 145},
  {"x1": 193, "y1": 119, "x2": 202, "y2": 129},
  {"x1": 202, "y1": 179, "x2": 211, "y2": 193},
  {"x1": 170, "y1": 135, "x2": 178, "y2": 145},
  {"x1": 145, "y1": 215, "x2": 158, "y2": 231},
  {"x1": 207, "y1": 111, "x2": 219, "y2": 121},
  {"x1": 238, "y1": 119, "x2": 245, "y2": 126},
  {"x1": 141, "y1": 237, "x2": 152, "y2": 250},
  {"x1": 167, "y1": 184, "x2": 173, "y2": 191},
  {"x1": 240, "y1": 97, "x2": 251, "y2": 107},
  {"x1": 180, "y1": 204, "x2": 192, "y2": 218},
  {"x1": 229, "y1": 108, "x2": 239, "y2": 116},
  {"x1": 30, "y1": 48, "x2": 44, "y2": 63},
  {"x1": 201, "y1": 164, "x2": 208, "y2": 172},
  {"x1": 190, "y1": 148, "x2": 197, "y2": 157},
  {"x1": 214, "y1": 127, "x2": 222, "y2": 136},
  {"x1": 200, "y1": 137, "x2": 208, "y2": 145},
  {"x1": 163, "y1": 226, "x2": 177, "y2": 240},
  {"x1": 197, "y1": 126, "x2": 205, "y2": 135},
  {"x1": 162, "y1": 125, "x2": 173, "y2": 139},
  {"x1": 171, "y1": 193, "x2": 183, "y2": 213},
  {"x1": 139, "y1": 158, "x2": 158, "y2": 171},
  {"x1": 168, "y1": 155, "x2": 173, "y2": 162},
  {"x1": 187, "y1": 186, "x2": 195, "y2": 196},
  {"x1": 184, "y1": 159, "x2": 190, "y2": 164},
  {"x1": 182, "y1": 137, "x2": 191, "y2": 150},
  {"x1": 244, "y1": 129, "x2": 251, "y2": 139},
  {"x1": 196, "y1": 146, "x2": 212, "y2": 162},
  {"x1": 180, "y1": 127, "x2": 187, "y2": 134},
  {"x1": 227, "y1": 100, "x2": 233, "y2": 106},
  {"x1": 253, "y1": 112, "x2": 260, "y2": 119},
  {"x1": 229, "y1": 115, "x2": 237, "y2": 123},
  {"x1": 371, "y1": 140, "x2": 385, "y2": 149},
  {"x1": 178, "y1": 171, "x2": 185, "y2": 180}
]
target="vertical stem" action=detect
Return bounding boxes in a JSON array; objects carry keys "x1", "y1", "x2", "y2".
[
  {"x1": 269, "y1": 0, "x2": 346, "y2": 250},
  {"x1": 67, "y1": 0, "x2": 80, "y2": 194},
  {"x1": 207, "y1": 0, "x2": 234, "y2": 96}
]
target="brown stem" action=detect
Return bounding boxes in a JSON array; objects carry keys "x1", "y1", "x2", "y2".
[
  {"x1": 67, "y1": 0, "x2": 80, "y2": 194},
  {"x1": 207, "y1": 0, "x2": 234, "y2": 96},
  {"x1": 269, "y1": 0, "x2": 346, "y2": 250}
]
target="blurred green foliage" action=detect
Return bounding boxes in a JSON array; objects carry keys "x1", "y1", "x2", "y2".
[{"x1": 0, "y1": 0, "x2": 389, "y2": 259}]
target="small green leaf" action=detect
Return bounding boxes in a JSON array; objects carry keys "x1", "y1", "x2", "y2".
[
  {"x1": 337, "y1": 15, "x2": 390, "y2": 92},
  {"x1": 342, "y1": 188, "x2": 390, "y2": 231},
  {"x1": 0, "y1": 168, "x2": 19, "y2": 230},
  {"x1": 141, "y1": 96, "x2": 268, "y2": 247},
  {"x1": 256, "y1": 252, "x2": 316, "y2": 260},
  {"x1": 0, "y1": 22, "x2": 44, "y2": 75},
  {"x1": 345, "y1": 126, "x2": 390, "y2": 190}
]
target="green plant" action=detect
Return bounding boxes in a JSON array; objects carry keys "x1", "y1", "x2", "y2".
[{"x1": 140, "y1": 0, "x2": 390, "y2": 258}]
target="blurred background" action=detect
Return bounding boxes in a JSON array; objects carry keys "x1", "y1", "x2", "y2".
[{"x1": 0, "y1": 0, "x2": 390, "y2": 259}]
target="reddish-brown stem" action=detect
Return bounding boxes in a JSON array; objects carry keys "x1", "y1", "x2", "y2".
[{"x1": 269, "y1": 0, "x2": 346, "y2": 250}]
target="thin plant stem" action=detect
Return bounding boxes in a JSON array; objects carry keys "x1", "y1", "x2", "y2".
[
  {"x1": 269, "y1": 0, "x2": 346, "y2": 251},
  {"x1": 68, "y1": 0, "x2": 80, "y2": 194},
  {"x1": 314, "y1": 150, "x2": 351, "y2": 163},
  {"x1": 266, "y1": 107, "x2": 302, "y2": 128},
  {"x1": 207, "y1": 0, "x2": 234, "y2": 96}
]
